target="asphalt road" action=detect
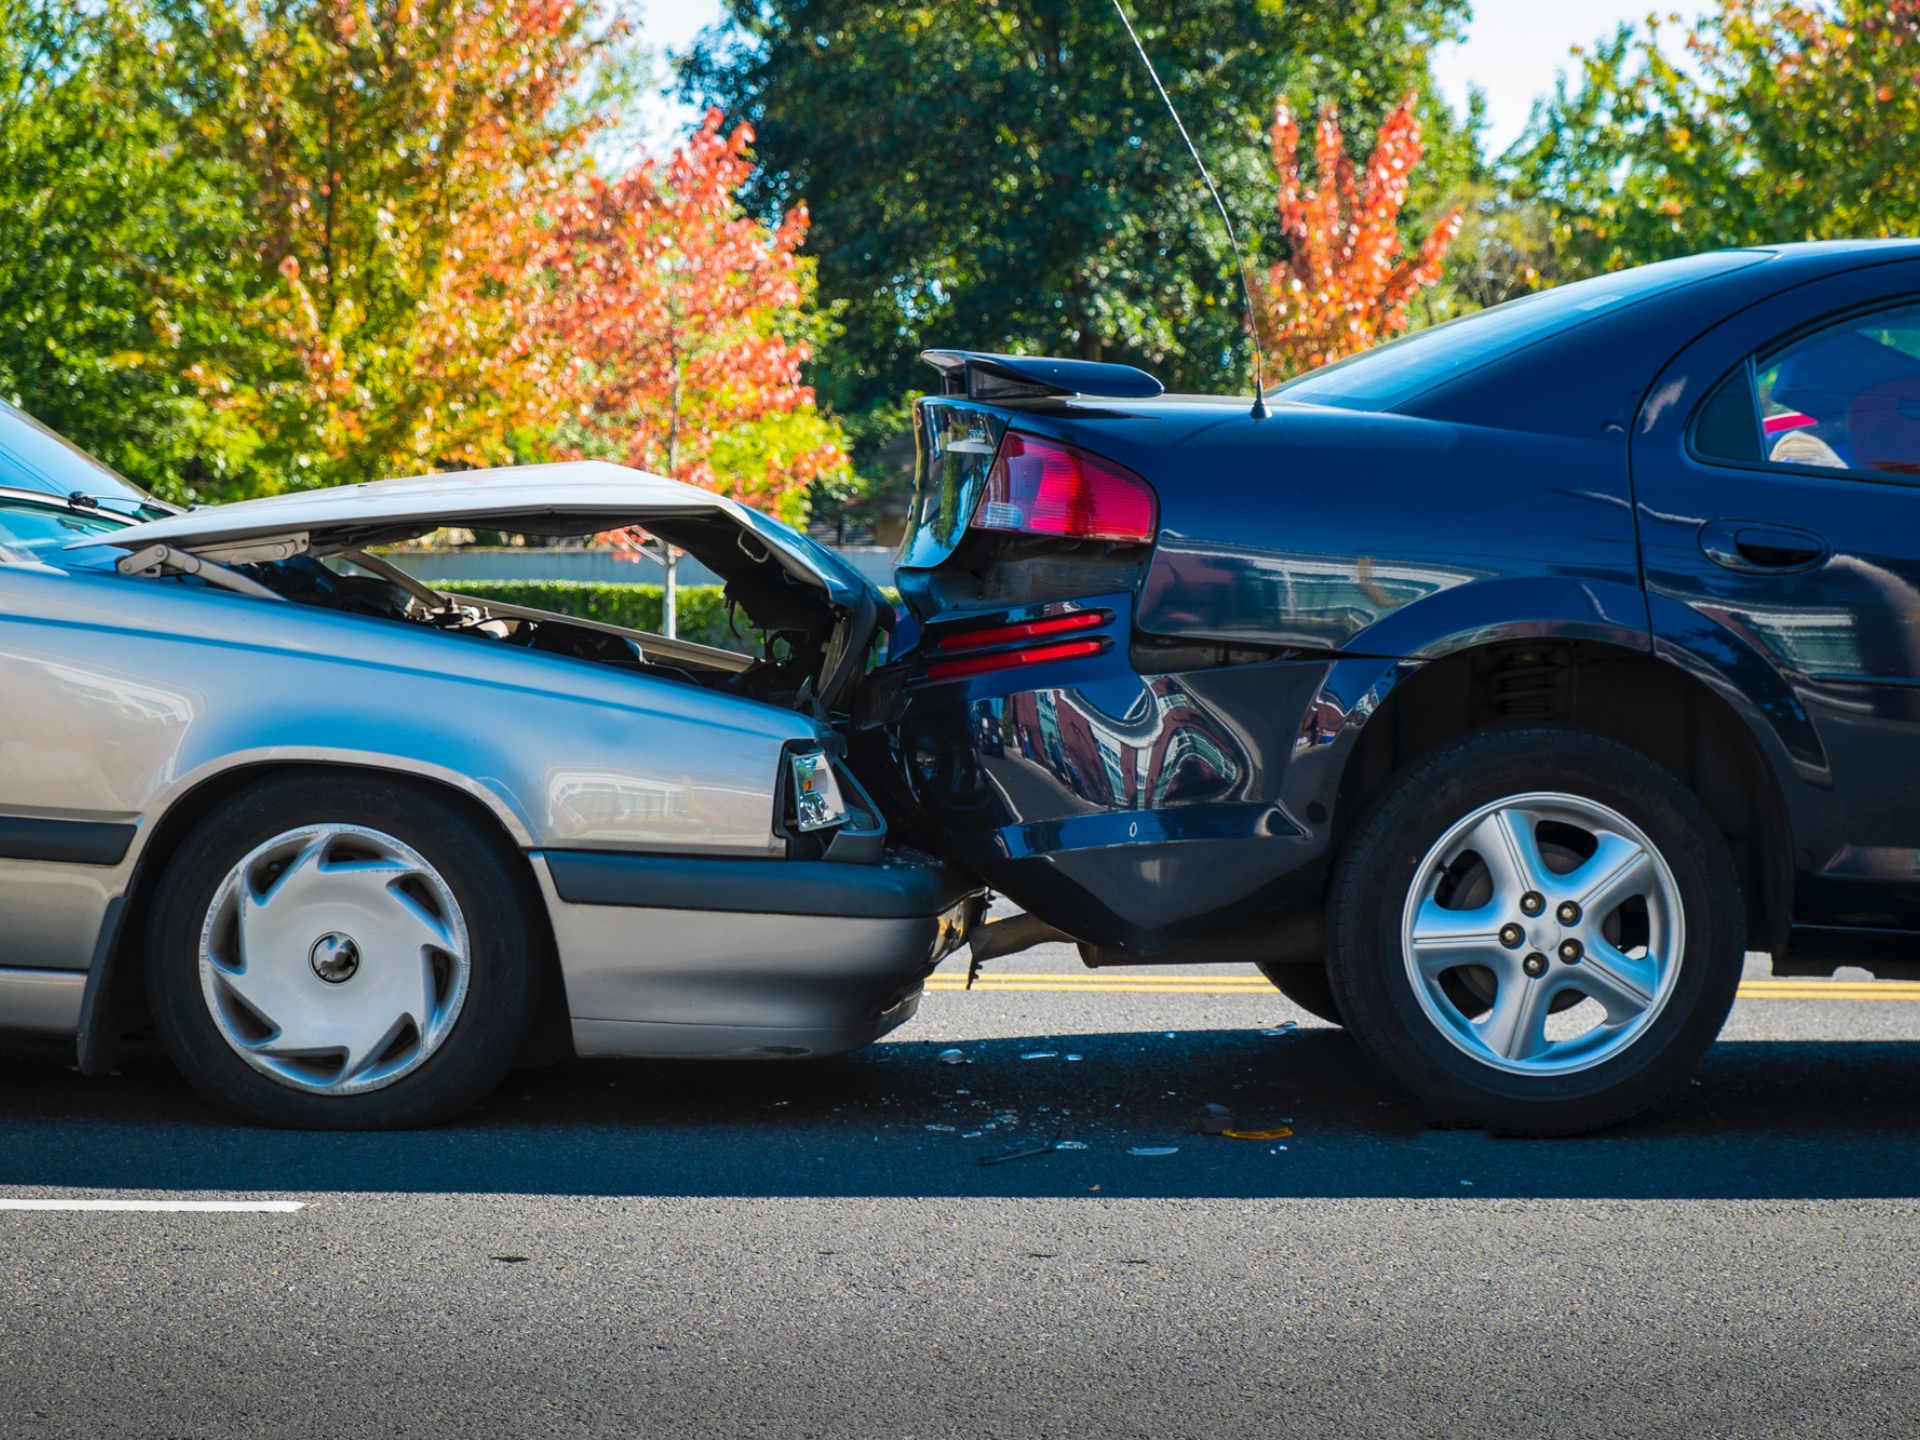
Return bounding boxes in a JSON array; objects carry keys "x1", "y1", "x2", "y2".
[{"x1": 3, "y1": 940, "x2": 1919, "y2": 1439}]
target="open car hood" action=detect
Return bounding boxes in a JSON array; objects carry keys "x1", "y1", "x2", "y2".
[
  {"x1": 71, "y1": 461, "x2": 889, "y2": 717},
  {"x1": 70, "y1": 460, "x2": 879, "y2": 610}
]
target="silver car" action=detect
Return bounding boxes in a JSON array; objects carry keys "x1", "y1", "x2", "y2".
[{"x1": 0, "y1": 400, "x2": 979, "y2": 1127}]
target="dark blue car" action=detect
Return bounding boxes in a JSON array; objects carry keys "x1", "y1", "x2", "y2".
[{"x1": 856, "y1": 240, "x2": 1920, "y2": 1134}]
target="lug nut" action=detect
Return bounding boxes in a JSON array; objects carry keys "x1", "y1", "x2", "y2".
[
  {"x1": 1499, "y1": 923, "x2": 1525, "y2": 949},
  {"x1": 1558, "y1": 938, "x2": 1584, "y2": 964},
  {"x1": 1557, "y1": 900, "x2": 1581, "y2": 925},
  {"x1": 1522, "y1": 952, "x2": 1549, "y2": 978},
  {"x1": 1520, "y1": 891, "x2": 1545, "y2": 916}
]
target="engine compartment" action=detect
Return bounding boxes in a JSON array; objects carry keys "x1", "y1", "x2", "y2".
[
  {"x1": 74, "y1": 462, "x2": 890, "y2": 719},
  {"x1": 229, "y1": 513, "x2": 881, "y2": 714}
]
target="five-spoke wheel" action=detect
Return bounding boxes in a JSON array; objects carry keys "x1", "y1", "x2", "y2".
[
  {"x1": 1327, "y1": 725, "x2": 1744, "y2": 1135},
  {"x1": 1402, "y1": 793, "x2": 1681, "y2": 1076}
]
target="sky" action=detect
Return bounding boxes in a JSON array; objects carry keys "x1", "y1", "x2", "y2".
[{"x1": 631, "y1": 1, "x2": 1704, "y2": 157}]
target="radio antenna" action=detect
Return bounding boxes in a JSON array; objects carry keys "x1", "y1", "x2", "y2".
[{"x1": 1108, "y1": 0, "x2": 1268, "y2": 419}]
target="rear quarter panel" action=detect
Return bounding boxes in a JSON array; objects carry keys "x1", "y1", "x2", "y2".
[{"x1": 1005, "y1": 402, "x2": 1649, "y2": 656}]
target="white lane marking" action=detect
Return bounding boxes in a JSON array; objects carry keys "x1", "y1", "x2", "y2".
[{"x1": 0, "y1": 1199, "x2": 304, "y2": 1212}]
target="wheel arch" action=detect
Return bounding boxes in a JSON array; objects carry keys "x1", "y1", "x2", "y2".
[
  {"x1": 1332, "y1": 638, "x2": 1793, "y2": 955},
  {"x1": 86, "y1": 759, "x2": 570, "y2": 1072}
]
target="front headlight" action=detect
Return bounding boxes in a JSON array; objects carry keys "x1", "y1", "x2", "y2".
[{"x1": 789, "y1": 747, "x2": 849, "y2": 832}]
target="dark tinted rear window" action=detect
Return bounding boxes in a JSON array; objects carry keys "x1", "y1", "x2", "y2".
[{"x1": 1267, "y1": 251, "x2": 1770, "y2": 413}]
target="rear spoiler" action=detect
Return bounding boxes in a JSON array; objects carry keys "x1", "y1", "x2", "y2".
[{"x1": 919, "y1": 350, "x2": 1163, "y2": 402}]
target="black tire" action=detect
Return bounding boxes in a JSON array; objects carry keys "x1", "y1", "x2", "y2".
[
  {"x1": 1255, "y1": 960, "x2": 1345, "y2": 1026},
  {"x1": 147, "y1": 771, "x2": 540, "y2": 1129},
  {"x1": 1325, "y1": 725, "x2": 1743, "y2": 1136}
]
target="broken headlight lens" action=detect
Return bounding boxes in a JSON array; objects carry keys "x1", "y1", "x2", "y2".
[{"x1": 788, "y1": 747, "x2": 849, "y2": 832}]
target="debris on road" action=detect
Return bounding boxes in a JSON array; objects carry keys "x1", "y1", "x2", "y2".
[
  {"x1": 1261, "y1": 1022, "x2": 1299, "y2": 1036},
  {"x1": 1065, "y1": 1053, "x2": 1083, "y2": 1061},
  {"x1": 1054, "y1": 1140, "x2": 1090, "y2": 1151},
  {"x1": 490, "y1": 1255, "x2": 530, "y2": 1264},
  {"x1": 1020, "y1": 1051, "x2": 1059, "y2": 1060},
  {"x1": 1222, "y1": 1126, "x2": 1294, "y2": 1141},
  {"x1": 1127, "y1": 1146, "x2": 1179, "y2": 1157},
  {"x1": 937, "y1": 1048, "x2": 968, "y2": 1065},
  {"x1": 1188, "y1": 1103, "x2": 1234, "y2": 1135},
  {"x1": 924, "y1": 1124, "x2": 956, "y2": 1132},
  {"x1": 978, "y1": 1139, "x2": 1057, "y2": 1166}
]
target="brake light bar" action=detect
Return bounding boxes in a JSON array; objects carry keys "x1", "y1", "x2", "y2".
[
  {"x1": 923, "y1": 637, "x2": 1108, "y2": 681},
  {"x1": 972, "y1": 432, "x2": 1156, "y2": 543},
  {"x1": 931, "y1": 608, "x2": 1108, "y2": 654}
]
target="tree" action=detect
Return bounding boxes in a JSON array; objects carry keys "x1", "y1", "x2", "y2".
[
  {"x1": 682, "y1": 1, "x2": 1474, "y2": 433},
  {"x1": 0, "y1": 1, "x2": 259, "y2": 499},
  {"x1": 158, "y1": 0, "x2": 620, "y2": 495},
  {"x1": 551, "y1": 109, "x2": 845, "y2": 525},
  {"x1": 1511, "y1": 1, "x2": 1920, "y2": 278},
  {"x1": 1253, "y1": 92, "x2": 1461, "y2": 377}
]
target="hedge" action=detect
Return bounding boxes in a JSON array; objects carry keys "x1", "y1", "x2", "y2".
[{"x1": 448, "y1": 583, "x2": 761, "y2": 655}]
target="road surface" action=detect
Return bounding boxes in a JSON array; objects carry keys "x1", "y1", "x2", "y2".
[{"x1": 2, "y1": 941, "x2": 1917, "y2": 1437}]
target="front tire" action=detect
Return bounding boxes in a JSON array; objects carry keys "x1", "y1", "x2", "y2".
[
  {"x1": 147, "y1": 772, "x2": 540, "y2": 1129},
  {"x1": 1325, "y1": 726, "x2": 1743, "y2": 1135}
]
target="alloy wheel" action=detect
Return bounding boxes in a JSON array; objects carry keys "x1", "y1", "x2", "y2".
[{"x1": 1398, "y1": 791, "x2": 1684, "y2": 1077}]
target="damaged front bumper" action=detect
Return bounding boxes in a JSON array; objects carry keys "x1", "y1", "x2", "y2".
[{"x1": 530, "y1": 847, "x2": 983, "y2": 1059}]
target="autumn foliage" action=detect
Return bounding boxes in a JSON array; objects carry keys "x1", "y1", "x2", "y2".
[
  {"x1": 176, "y1": 0, "x2": 610, "y2": 489},
  {"x1": 8, "y1": 0, "x2": 846, "y2": 515},
  {"x1": 1515, "y1": 0, "x2": 1920, "y2": 275},
  {"x1": 1252, "y1": 93, "x2": 1462, "y2": 376},
  {"x1": 551, "y1": 110, "x2": 843, "y2": 522}
]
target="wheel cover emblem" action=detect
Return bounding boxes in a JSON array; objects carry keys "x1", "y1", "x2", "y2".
[
  {"x1": 1399, "y1": 791, "x2": 1685, "y2": 1077},
  {"x1": 198, "y1": 824, "x2": 471, "y2": 1096},
  {"x1": 308, "y1": 932, "x2": 361, "y2": 984}
]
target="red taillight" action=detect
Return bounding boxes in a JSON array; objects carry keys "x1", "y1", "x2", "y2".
[
  {"x1": 972, "y1": 433, "x2": 1156, "y2": 543},
  {"x1": 932, "y1": 609, "x2": 1108, "y2": 654},
  {"x1": 922, "y1": 609, "x2": 1111, "y2": 681},
  {"x1": 924, "y1": 637, "x2": 1107, "y2": 681}
]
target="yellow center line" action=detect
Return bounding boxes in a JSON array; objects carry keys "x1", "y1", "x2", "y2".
[
  {"x1": 924, "y1": 974, "x2": 1920, "y2": 1000},
  {"x1": 1738, "y1": 980, "x2": 1920, "y2": 1000}
]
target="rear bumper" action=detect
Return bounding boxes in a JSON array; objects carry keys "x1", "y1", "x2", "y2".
[
  {"x1": 869, "y1": 617, "x2": 1377, "y2": 952},
  {"x1": 531, "y1": 848, "x2": 979, "y2": 1058}
]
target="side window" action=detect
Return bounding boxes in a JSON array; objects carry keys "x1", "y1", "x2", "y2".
[{"x1": 1694, "y1": 300, "x2": 1920, "y2": 476}]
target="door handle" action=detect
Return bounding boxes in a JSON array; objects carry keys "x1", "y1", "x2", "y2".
[{"x1": 1697, "y1": 519, "x2": 1829, "y2": 574}]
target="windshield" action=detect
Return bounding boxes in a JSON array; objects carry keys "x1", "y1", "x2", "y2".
[
  {"x1": 0, "y1": 399, "x2": 156, "y2": 512},
  {"x1": 0, "y1": 495, "x2": 132, "y2": 571},
  {"x1": 1267, "y1": 250, "x2": 1772, "y2": 413}
]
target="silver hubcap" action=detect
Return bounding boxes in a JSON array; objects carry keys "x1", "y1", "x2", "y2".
[
  {"x1": 199, "y1": 824, "x2": 471, "y2": 1095},
  {"x1": 1399, "y1": 791, "x2": 1684, "y2": 1077}
]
